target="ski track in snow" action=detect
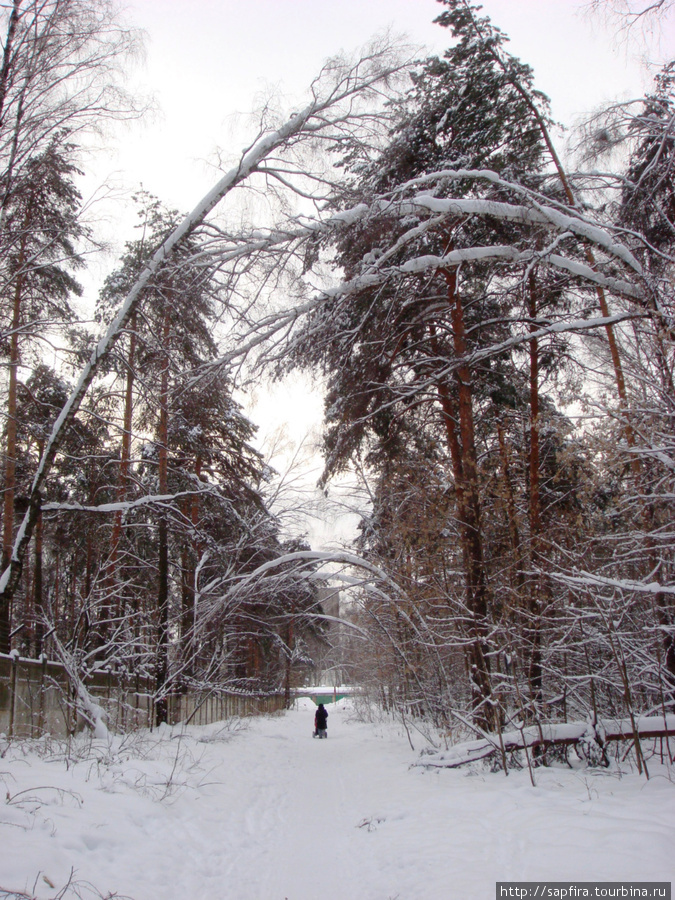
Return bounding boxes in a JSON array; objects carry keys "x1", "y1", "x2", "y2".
[{"x1": 1, "y1": 699, "x2": 674, "y2": 899}]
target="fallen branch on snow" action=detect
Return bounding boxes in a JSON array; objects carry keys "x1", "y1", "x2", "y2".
[{"x1": 413, "y1": 715, "x2": 675, "y2": 769}]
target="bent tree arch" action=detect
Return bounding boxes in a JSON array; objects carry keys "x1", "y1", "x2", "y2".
[{"x1": 0, "y1": 45, "x2": 409, "y2": 651}]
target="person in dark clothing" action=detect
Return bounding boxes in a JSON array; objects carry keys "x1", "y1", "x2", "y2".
[{"x1": 314, "y1": 703, "x2": 328, "y2": 738}]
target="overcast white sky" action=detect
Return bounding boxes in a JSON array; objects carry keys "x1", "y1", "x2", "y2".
[{"x1": 89, "y1": 0, "x2": 672, "y2": 546}]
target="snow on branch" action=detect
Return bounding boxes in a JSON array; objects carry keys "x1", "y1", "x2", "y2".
[
  {"x1": 179, "y1": 158, "x2": 650, "y2": 388},
  {"x1": 553, "y1": 571, "x2": 675, "y2": 596},
  {"x1": 465, "y1": 312, "x2": 646, "y2": 367},
  {"x1": 321, "y1": 244, "x2": 643, "y2": 300},
  {"x1": 390, "y1": 193, "x2": 643, "y2": 274},
  {"x1": 311, "y1": 168, "x2": 645, "y2": 274},
  {"x1": 386, "y1": 166, "x2": 645, "y2": 270},
  {"x1": 41, "y1": 490, "x2": 214, "y2": 515}
]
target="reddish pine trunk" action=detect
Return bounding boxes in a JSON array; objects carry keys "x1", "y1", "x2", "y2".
[
  {"x1": 106, "y1": 317, "x2": 137, "y2": 618},
  {"x1": 180, "y1": 455, "x2": 202, "y2": 670},
  {"x1": 0, "y1": 226, "x2": 28, "y2": 652},
  {"x1": 442, "y1": 268, "x2": 493, "y2": 728},
  {"x1": 284, "y1": 622, "x2": 294, "y2": 708},
  {"x1": 180, "y1": 539, "x2": 193, "y2": 640}
]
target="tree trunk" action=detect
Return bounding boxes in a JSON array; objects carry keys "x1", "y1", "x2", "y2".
[
  {"x1": 106, "y1": 314, "x2": 137, "y2": 610},
  {"x1": 496, "y1": 422, "x2": 523, "y2": 593},
  {"x1": 33, "y1": 503, "x2": 44, "y2": 656},
  {"x1": 0, "y1": 0, "x2": 22, "y2": 226},
  {"x1": 180, "y1": 526, "x2": 193, "y2": 643},
  {"x1": 527, "y1": 272, "x2": 543, "y2": 711},
  {"x1": 284, "y1": 622, "x2": 294, "y2": 709},
  {"x1": 0, "y1": 231, "x2": 28, "y2": 652},
  {"x1": 155, "y1": 516, "x2": 169, "y2": 725},
  {"x1": 443, "y1": 267, "x2": 493, "y2": 728},
  {"x1": 179, "y1": 501, "x2": 194, "y2": 680},
  {"x1": 155, "y1": 313, "x2": 171, "y2": 725},
  {"x1": 430, "y1": 324, "x2": 466, "y2": 513},
  {"x1": 180, "y1": 454, "x2": 202, "y2": 675}
]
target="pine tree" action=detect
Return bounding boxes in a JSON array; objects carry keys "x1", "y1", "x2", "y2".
[
  {"x1": 0, "y1": 140, "x2": 84, "y2": 652},
  {"x1": 291, "y1": 1, "x2": 553, "y2": 727}
]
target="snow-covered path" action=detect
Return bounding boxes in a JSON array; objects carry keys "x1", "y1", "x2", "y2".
[{"x1": 1, "y1": 700, "x2": 674, "y2": 899}]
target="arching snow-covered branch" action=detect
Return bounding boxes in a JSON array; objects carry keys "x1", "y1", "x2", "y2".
[
  {"x1": 321, "y1": 244, "x2": 643, "y2": 300},
  {"x1": 0, "y1": 44, "x2": 410, "y2": 609},
  {"x1": 217, "y1": 549, "x2": 409, "y2": 605}
]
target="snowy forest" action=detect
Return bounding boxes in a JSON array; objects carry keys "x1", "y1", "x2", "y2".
[{"x1": 0, "y1": 0, "x2": 674, "y2": 769}]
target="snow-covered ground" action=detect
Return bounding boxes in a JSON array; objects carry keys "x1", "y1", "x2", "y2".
[{"x1": 1, "y1": 699, "x2": 673, "y2": 900}]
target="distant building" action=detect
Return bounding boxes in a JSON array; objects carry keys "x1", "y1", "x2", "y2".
[
  {"x1": 317, "y1": 586, "x2": 340, "y2": 620},
  {"x1": 298, "y1": 585, "x2": 345, "y2": 687}
]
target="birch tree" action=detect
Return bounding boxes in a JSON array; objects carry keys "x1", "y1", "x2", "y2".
[{"x1": 0, "y1": 141, "x2": 84, "y2": 649}]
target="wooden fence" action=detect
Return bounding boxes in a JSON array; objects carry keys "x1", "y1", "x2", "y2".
[{"x1": 0, "y1": 653, "x2": 286, "y2": 739}]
